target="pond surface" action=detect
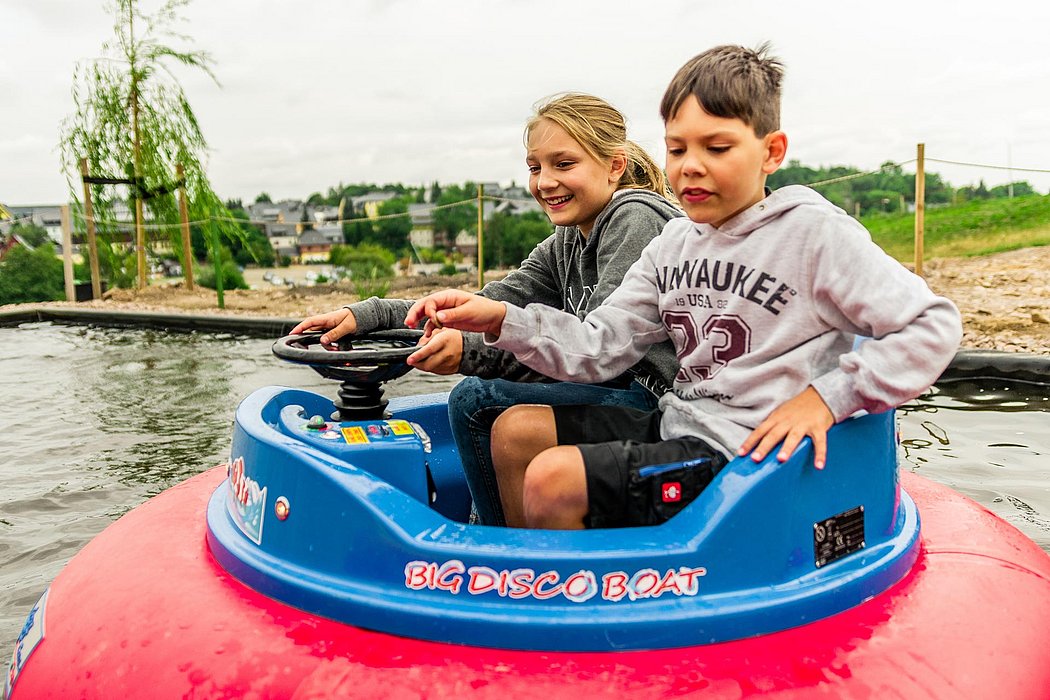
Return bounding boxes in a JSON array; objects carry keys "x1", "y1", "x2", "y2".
[{"x1": 1, "y1": 322, "x2": 1047, "y2": 653}]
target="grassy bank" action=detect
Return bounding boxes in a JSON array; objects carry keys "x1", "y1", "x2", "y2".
[{"x1": 861, "y1": 194, "x2": 1050, "y2": 262}]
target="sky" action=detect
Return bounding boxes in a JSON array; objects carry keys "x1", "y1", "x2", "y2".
[{"x1": 3, "y1": 0, "x2": 1050, "y2": 206}]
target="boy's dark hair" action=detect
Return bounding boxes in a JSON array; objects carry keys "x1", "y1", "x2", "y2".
[{"x1": 659, "y1": 43, "x2": 783, "y2": 136}]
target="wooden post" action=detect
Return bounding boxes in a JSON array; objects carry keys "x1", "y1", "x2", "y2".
[
  {"x1": 176, "y1": 164, "x2": 195, "y2": 290},
  {"x1": 130, "y1": 6, "x2": 146, "y2": 290},
  {"x1": 79, "y1": 158, "x2": 102, "y2": 300},
  {"x1": 60, "y1": 204, "x2": 75, "y2": 301},
  {"x1": 476, "y1": 183, "x2": 484, "y2": 290},
  {"x1": 914, "y1": 143, "x2": 926, "y2": 276},
  {"x1": 59, "y1": 202, "x2": 76, "y2": 302},
  {"x1": 134, "y1": 196, "x2": 146, "y2": 289}
]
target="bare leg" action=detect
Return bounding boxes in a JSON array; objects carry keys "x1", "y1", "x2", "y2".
[
  {"x1": 521, "y1": 446, "x2": 588, "y2": 529},
  {"x1": 490, "y1": 405, "x2": 557, "y2": 527}
]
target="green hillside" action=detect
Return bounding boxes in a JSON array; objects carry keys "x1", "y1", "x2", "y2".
[{"x1": 861, "y1": 194, "x2": 1050, "y2": 261}]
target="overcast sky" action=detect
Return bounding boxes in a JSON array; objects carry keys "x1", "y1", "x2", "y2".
[{"x1": 3, "y1": 0, "x2": 1050, "y2": 205}]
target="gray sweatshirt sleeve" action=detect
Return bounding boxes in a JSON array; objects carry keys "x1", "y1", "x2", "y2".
[
  {"x1": 344, "y1": 297, "x2": 416, "y2": 333},
  {"x1": 458, "y1": 233, "x2": 565, "y2": 380},
  {"x1": 806, "y1": 219, "x2": 962, "y2": 420},
  {"x1": 491, "y1": 251, "x2": 669, "y2": 383}
]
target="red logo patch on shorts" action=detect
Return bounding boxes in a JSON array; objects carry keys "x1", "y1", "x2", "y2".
[{"x1": 662, "y1": 482, "x2": 682, "y2": 502}]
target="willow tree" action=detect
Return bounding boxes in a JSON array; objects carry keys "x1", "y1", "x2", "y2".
[{"x1": 60, "y1": 0, "x2": 239, "y2": 305}]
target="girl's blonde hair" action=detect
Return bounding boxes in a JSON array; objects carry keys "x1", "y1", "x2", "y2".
[{"x1": 525, "y1": 93, "x2": 673, "y2": 200}]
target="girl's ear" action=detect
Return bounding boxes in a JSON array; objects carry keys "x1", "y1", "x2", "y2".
[
  {"x1": 609, "y1": 150, "x2": 629, "y2": 184},
  {"x1": 762, "y1": 131, "x2": 788, "y2": 174}
]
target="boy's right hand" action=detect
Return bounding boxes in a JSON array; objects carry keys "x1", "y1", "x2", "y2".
[
  {"x1": 404, "y1": 290, "x2": 507, "y2": 337},
  {"x1": 289, "y1": 308, "x2": 358, "y2": 346}
]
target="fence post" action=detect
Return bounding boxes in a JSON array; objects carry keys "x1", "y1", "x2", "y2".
[
  {"x1": 79, "y1": 158, "x2": 103, "y2": 300},
  {"x1": 60, "y1": 204, "x2": 75, "y2": 301},
  {"x1": 176, "y1": 164, "x2": 195, "y2": 290},
  {"x1": 476, "y1": 184, "x2": 485, "y2": 290},
  {"x1": 914, "y1": 143, "x2": 925, "y2": 276}
]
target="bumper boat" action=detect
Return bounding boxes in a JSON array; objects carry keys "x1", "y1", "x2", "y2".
[{"x1": 6, "y1": 332, "x2": 1050, "y2": 699}]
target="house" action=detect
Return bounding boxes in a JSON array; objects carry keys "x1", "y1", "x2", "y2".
[
  {"x1": 350, "y1": 192, "x2": 399, "y2": 219},
  {"x1": 0, "y1": 232, "x2": 31, "y2": 262},
  {"x1": 0, "y1": 204, "x2": 75, "y2": 259},
  {"x1": 297, "y1": 225, "x2": 344, "y2": 263},
  {"x1": 408, "y1": 202, "x2": 434, "y2": 249}
]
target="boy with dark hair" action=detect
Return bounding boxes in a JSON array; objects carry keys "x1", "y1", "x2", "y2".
[{"x1": 405, "y1": 43, "x2": 962, "y2": 530}]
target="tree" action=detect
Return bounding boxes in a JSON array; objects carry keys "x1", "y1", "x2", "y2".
[
  {"x1": 7, "y1": 222, "x2": 50, "y2": 248},
  {"x1": 59, "y1": 0, "x2": 242, "y2": 306},
  {"x1": 254, "y1": 192, "x2": 273, "y2": 204},
  {"x1": 0, "y1": 244, "x2": 65, "y2": 304},
  {"x1": 484, "y1": 211, "x2": 552, "y2": 268},
  {"x1": 226, "y1": 209, "x2": 275, "y2": 267},
  {"x1": 342, "y1": 211, "x2": 375, "y2": 246},
  {"x1": 375, "y1": 198, "x2": 412, "y2": 252},
  {"x1": 432, "y1": 183, "x2": 477, "y2": 248}
]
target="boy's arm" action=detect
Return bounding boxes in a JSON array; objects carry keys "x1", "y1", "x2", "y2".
[
  {"x1": 742, "y1": 216, "x2": 961, "y2": 469},
  {"x1": 407, "y1": 254, "x2": 668, "y2": 383},
  {"x1": 805, "y1": 219, "x2": 962, "y2": 422}
]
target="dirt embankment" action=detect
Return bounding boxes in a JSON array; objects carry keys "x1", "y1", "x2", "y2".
[{"x1": 7, "y1": 247, "x2": 1050, "y2": 354}]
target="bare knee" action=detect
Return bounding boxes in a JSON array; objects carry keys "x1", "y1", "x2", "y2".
[
  {"x1": 522, "y1": 447, "x2": 588, "y2": 529},
  {"x1": 491, "y1": 405, "x2": 555, "y2": 465}
]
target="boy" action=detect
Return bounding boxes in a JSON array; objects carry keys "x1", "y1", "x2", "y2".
[{"x1": 405, "y1": 44, "x2": 962, "y2": 530}]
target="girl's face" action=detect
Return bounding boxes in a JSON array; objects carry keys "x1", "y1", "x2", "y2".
[{"x1": 526, "y1": 118, "x2": 626, "y2": 237}]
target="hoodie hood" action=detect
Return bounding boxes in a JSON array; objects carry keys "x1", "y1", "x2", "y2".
[{"x1": 694, "y1": 185, "x2": 835, "y2": 239}]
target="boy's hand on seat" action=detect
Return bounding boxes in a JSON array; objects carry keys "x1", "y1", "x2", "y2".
[
  {"x1": 737, "y1": 386, "x2": 835, "y2": 470},
  {"x1": 405, "y1": 290, "x2": 506, "y2": 336},
  {"x1": 289, "y1": 308, "x2": 358, "y2": 346},
  {"x1": 407, "y1": 328, "x2": 463, "y2": 375}
]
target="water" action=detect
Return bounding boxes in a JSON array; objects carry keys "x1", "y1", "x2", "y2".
[{"x1": 1, "y1": 322, "x2": 1048, "y2": 653}]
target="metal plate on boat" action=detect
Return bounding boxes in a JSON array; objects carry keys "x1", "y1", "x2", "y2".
[{"x1": 814, "y1": 505, "x2": 865, "y2": 568}]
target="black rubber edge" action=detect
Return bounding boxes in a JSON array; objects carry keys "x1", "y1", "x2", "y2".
[
  {"x1": 0, "y1": 305, "x2": 299, "y2": 338},
  {"x1": 2, "y1": 306, "x2": 1048, "y2": 383}
]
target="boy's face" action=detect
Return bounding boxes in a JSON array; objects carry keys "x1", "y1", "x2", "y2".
[{"x1": 664, "y1": 95, "x2": 786, "y2": 227}]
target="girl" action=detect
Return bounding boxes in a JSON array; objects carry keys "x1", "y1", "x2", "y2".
[{"x1": 290, "y1": 92, "x2": 682, "y2": 525}]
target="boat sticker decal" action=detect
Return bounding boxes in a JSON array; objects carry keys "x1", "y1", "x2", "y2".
[
  {"x1": 342, "y1": 426, "x2": 369, "y2": 444},
  {"x1": 814, "y1": 505, "x2": 865, "y2": 568},
  {"x1": 385, "y1": 419, "x2": 415, "y2": 436},
  {"x1": 226, "y1": 456, "x2": 267, "y2": 545},
  {"x1": 5, "y1": 586, "x2": 48, "y2": 697},
  {"x1": 404, "y1": 560, "x2": 706, "y2": 603}
]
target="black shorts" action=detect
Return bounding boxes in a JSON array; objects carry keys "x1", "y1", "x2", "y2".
[{"x1": 552, "y1": 405, "x2": 728, "y2": 529}]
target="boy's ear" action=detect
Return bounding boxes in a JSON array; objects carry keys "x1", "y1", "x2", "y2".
[{"x1": 762, "y1": 131, "x2": 788, "y2": 174}]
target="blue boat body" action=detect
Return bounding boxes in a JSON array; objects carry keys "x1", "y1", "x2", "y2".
[{"x1": 206, "y1": 386, "x2": 919, "y2": 652}]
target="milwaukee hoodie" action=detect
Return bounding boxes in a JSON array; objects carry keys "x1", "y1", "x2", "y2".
[{"x1": 493, "y1": 185, "x2": 962, "y2": 457}]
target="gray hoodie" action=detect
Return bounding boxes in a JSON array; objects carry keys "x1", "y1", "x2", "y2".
[
  {"x1": 348, "y1": 188, "x2": 683, "y2": 392},
  {"x1": 492, "y1": 185, "x2": 963, "y2": 457}
]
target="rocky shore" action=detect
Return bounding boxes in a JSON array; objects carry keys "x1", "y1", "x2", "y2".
[{"x1": 5, "y1": 246, "x2": 1049, "y2": 355}]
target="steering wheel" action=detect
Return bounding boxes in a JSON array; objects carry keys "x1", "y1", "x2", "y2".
[
  {"x1": 272, "y1": 329, "x2": 423, "y2": 420},
  {"x1": 273, "y1": 329, "x2": 422, "y2": 384}
]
